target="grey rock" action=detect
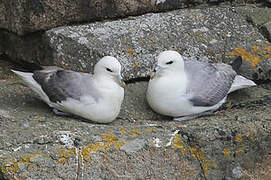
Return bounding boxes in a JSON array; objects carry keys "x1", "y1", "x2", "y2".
[
  {"x1": 1, "y1": 7, "x2": 270, "y2": 81},
  {"x1": 119, "y1": 81, "x2": 168, "y2": 121},
  {"x1": 29, "y1": 154, "x2": 44, "y2": 163},
  {"x1": 262, "y1": 21, "x2": 271, "y2": 41},
  {"x1": 120, "y1": 139, "x2": 146, "y2": 154},
  {"x1": 17, "y1": 163, "x2": 26, "y2": 171},
  {"x1": 0, "y1": 0, "x2": 260, "y2": 36},
  {"x1": 1, "y1": 62, "x2": 271, "y2": 179},
  {"x1": 232, "y1": 165, "x2": 243, "y2": 178},
  {"x1": 4, "y1": 7, "x2": 268, "y2": 80},
  {"x1": 238, "y1": 6, "x2": 271, "y2": 26}
]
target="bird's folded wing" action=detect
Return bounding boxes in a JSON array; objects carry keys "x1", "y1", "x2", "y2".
[
  {"x1": 33, "y1": 69, "x2": 101, "y2": 103},
  {"x1": 185, "y1": 61, "x2": 236, "y2": 107}
]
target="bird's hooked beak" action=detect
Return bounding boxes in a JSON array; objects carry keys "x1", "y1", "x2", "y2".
[
  {"x1": 150, "y1": 65, "x2": 161, "y2": 79},
  {"x1": 118, "y1": 74, "x2": 126, "y2": 88}
]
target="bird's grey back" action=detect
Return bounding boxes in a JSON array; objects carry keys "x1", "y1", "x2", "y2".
[
  {"x1": 184, "y1": 60, "x2": 236, "y2": 106},
  {"x1": 33, "y1": 70, "x2": 101, "y2": 103}
]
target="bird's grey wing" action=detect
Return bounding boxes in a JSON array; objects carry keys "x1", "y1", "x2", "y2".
[
  {"x1": 33, "y1": 70, "x2": 101, "y2": 103},
  {"x1": 185, "y1": 61, "x2": 236, "y2": 107}
]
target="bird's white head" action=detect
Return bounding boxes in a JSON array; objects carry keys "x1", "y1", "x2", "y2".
[
  {"x1": 150, "y1": 50, "x2": 185, "y2": 79},
  {"x1": 94, "y1": 56, "x2": 126, "y2": 88}
]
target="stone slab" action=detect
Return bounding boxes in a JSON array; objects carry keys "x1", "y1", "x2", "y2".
[
  {"x1": 0, "y1": 0, "x2": 262, "y2": 36},
  {"x1": 0, "y1": 59, "x2": 271, "y2": 179},
  {"x1": 43, "y1": 7, "x2": 269, "y2": 80},
  {"x1": 2, "y1": 7, "x2": 271, "y2": 80}
]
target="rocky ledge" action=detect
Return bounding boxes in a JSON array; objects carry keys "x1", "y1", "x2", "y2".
[{"x1": 0, "y1": 3, "x2": 271, "y2": 180}]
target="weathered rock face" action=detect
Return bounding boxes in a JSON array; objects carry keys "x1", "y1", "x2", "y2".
[
  {"x1": 1, "y1": 4, "x2": 271, "y2": 179},
  {"x1": 1, "y1": 0, "x2": 262, "y2": 36},
  {"x1": 0, "y1": 60, "x2": 270, "y2": 179},
  {"x1": 44, "y1": 7, "x2": 271, "y2": 80},
  {"x1": 0, "y1": 0, "x2": 192, "y2": 36},
  {"x1": 2, "y1": 6, "x2": 270, "y2": 80}
]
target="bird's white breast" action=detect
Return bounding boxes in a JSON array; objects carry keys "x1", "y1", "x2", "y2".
[
  {"x1": 54, "y1": 83, "x2": 124, "y2": 123},
  {"x1": 147, "y1": 73, "x2": 190, "y2": 116},
  {"x1": 147, "y1": 72, "x2": 225, "y2": 117}
]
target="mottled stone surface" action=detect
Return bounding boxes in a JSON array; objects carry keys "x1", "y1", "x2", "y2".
[
  {"x1": 0, "y1": 59, "x2": 271, "y2": 179},
  {"x1": 3, "y1": 7, "x2": 269, "y2": 80},
  {"x1": 1, "y1": 4, "x2": 271, "y2": 180},
  {"x1": 1, "y1": 7, "x2": 271, "y2": 80},
  {"x1": 0, "y1": 0, "x2": 261, "y2": 36}
]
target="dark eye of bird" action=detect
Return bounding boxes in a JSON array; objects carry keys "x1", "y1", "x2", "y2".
[
  {"x1": 106, "y1": 68, "x2": 113, "y2": 72},
  {"x1": 166, "y1": 61, "x2": 173, "y2": 65}
]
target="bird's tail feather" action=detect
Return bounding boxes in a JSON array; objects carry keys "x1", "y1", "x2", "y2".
[
  {"x1": 228, "y1": 75, "x2": 256, "y2": 93},
  {"x1": 10, "y1": 59, "x2": 43, "y2": 73}
]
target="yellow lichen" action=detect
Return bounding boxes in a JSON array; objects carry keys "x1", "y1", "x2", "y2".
[
  {"x1": 1, "y1": 153, "x2": 46, "y2": 173},
  {"x1": 202, "y1": 160, "x2": 217, "y2": 176},
  {"x1": 81, "y1": 146, "x2": 91, "y2": 161},
  {"x1": 80, "y1": 133, "x2": 126, "y2": 161},
  {"x1": 235, "y1": 149, "x2": 244, "y2": 154},
  {"x1": 128, "y1": 48, "x2": 134, "y2": 56},
  {"x1": 264, "y1": 46, "x2": 271, "y2": 52},
  {"x1": 56, "y1": 147, "x2": 76, "y2": 163},
  {"x1": 58, "y1": 157, "x2": 67, "y2": 164},
  {"x1": 223, "y1": 149, "x2": 231, "y2": 156},
  {"x1": 235, "y1": 134, "x2": 243, "y2": 143},
  {"x1": 145, "y1": 128, "x2": 158, "y2": 133},
  {"x1": 189, "y1": 147, "x2": 198, "y2": 159},
  {"x1": 100, "y1": 134, "x2": 119, "y2": 143},
  {"x1": 129, "y1": 129, "x2": 142, "y2": 136},
  {"x1": 228, "y1": 47, "x2": 262, "y2": 68},
  {"x1": 181, "y1": 149, "x2": 187, "y2": 155},
  {"x1": 172, "y1": 134, "x2": 188, "y2": 156},
  {"x1": 115, "y1": 141, "x2": 126, "y2": 151},
  {"x1": 1, "y1": 159, "x2": 19, "y2": 174},
  {"x1": 250, "y1": 45, "x2": 260, "y2": 53},
  {"x1": 264, "y1": 54, "x2": 271, "y2": 58},
  {"x1": 172, "y1": 134, "x2": 185, "y2": 149},
  {"x1": 133, "y1": 61, "x2": 139, "y2": 68},
  {"x1": 120, "y1": 127, "x2": 126, "y2": 135}
]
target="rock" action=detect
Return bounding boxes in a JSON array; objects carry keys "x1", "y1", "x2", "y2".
[
  {"x1": 262, "y1": 21, "x2": 271, "y2": 41},
  {"x1": 29, "y1": 154, "x2": 44, "y2": 163},
  {"x1": 120, "y1": 139, "x2": 146, "y2": 154},
  {"x1": 238, "y1": 6, "x2": 271, "y2": 26},
  {"x1": 0, "y1": 0, "x2": 260, "y2": 36},
  {"x1": 0, "y1": 59, "x2": 271, "y2": 179},
  {"x1": 119, "y1": 81, "x2": 168, "y2": 121},
  {"x1": 3, "y1": 7, "x2": 269, "y2": 80}
]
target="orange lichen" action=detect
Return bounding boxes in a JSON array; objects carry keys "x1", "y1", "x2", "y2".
[
  {"x1": 140, "y1": 39, "x2": 144, "y2": 46},
  {"x1": 133, "y1": 61, "x2": 139, "y2": 68},
  {"x1": 264, "y1": 54, "x2": 271, "y2": 58},
  {"x1": 128, "y1": 48, "x2": 134, "y2": 56},
  {"x1": 223, "y1": 149, "x2": 231, "y2": 156},
  {"x1": 172, "y1": 134, "x2": 188, "y2": 156},
  {"x1": 181, "y1": 149, "x2": 187, "y2": 155},
  {"x1": 235, "y1": 134, "x2": 243, "y2": 143},
  {"x1": 250, "y1": 45, "x2": 260, "y2": 53},
  {"x1": 228, "y1": 47, "x2": 262, "y2": 68},
  {"x1": 172, "y1": 134, "x2": 185, "y2": 149},
  {"x1": 264, "y1": 46, "x2": 271, "y2": 52},
  {"x1": 115, "y1": 141, "x2": 126, "y2": 151},
  {"x1": 120, "y1": 127, "x2": 126, "y2": 135}
]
